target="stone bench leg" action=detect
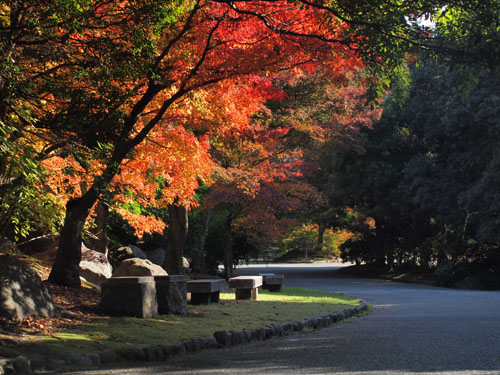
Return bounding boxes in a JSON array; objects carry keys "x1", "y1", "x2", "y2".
[
  {"x1": 154, "y1": 275, "x2": 187, "y2": 315},
  {"x1": 264, "y1": 284, "x2": 282, "y2": 292},
  {"x1": 191, "y1": 291, "x2": 221, "y2": 305},
  {"x1": 235, "y1": 287, "x2": 258, "y2": 300},
  {"x1": 101, "y1": 277, "x2": 158, "y2": 318}
]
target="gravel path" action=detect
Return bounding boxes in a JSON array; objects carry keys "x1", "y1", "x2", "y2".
[{"x1": 65, "y1": 263, "x2": 500, "y2": 375}]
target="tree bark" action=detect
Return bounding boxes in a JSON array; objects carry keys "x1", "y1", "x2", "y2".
[
  {"x1": 315, "y1": 220, "x2": 327, "y2": 253},
  {"x1": 374, "y1": 217, "x2": 387, "y2": 267},
  {"x1": 48, "y1": 192, "x2": 97, "y2": 287},
  {"x1": 89, "y1": 201, "x2": 109, "y2": 255},
  {"x1": 222, "y1": 214, "x2": 234, "y2": 279},
  {"x1": 164, "y1": 204, "x2": 188, "y2": 275},
  {"x1": 190, "y1": 211, "x2": 211, "y2": 274}
]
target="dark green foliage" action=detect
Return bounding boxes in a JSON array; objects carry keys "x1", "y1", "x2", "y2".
[{"x1": 325, "y1": 59, "x2": 500, "y2": 286}]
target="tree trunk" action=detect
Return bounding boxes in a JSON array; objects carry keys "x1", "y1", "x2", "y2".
[
  {"x1": 222, "y1": 215, "x2": 233, "y2": 279},
  {"x1": 190, "y1": 211, "x2": 211, "y2": 274},
  {"x1": 374, "y1": 218, "x2": 387, "y2": 267},
  {"x1": 164, "y1": 204, "x2": 188, "y2": 275},
  {"x1": 315, "y1": 220, "x2": 327, "y2": 253},
  {"x1": 48, "y1": 192, "x2": 97, "y2": 287},
  {"x1": 89, "y1": 201, "x2": 109, "y2": 255}
]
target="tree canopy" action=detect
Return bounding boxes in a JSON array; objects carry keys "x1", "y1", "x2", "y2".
[{"x1": 2, "y1": 0, "x2": 500, "y2": 286}]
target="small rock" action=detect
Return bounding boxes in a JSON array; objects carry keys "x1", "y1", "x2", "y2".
[
  {"x1": 160, "y1": 343, "x2": 176, "y2": 358},
  {"x1": 264, "y1": 327, "x2": 273, "y2": 339},
  {"x1": 119, "y1": 347, "x2": 146, "y2": 362},
  {"x1": 214, "y1": 330, "x2": 232, "y2": 347},
  {"x1": 295, "y1": 320, "x2": 305, "y2": 331},
  {"x1": 230, "y1": 331, "x2": 244, "y2": 345},
  {"x1": 173, "y1": 343, "x2": 186, "y2": 355},
  {"x1": 0, "y1": 358, "x2": 14, "y2": 375},
  {"x1": 203, "y1": 336, "x2": 218, "y2": 349},
  {"x1": 11, "y1": 356, "x2": 31, "y2": 374},
  {"x1": 144, "y1": 346, "x2": 164, "y2": 361},
  {"x1": 61, "y1": 351, "x2": 92, "y2": 367},
  {"x1": 98, "y1": 350, "x2": 117, "y2": 364},
  {"x1": 254, "y1": 327, "x2": 266, "y2": 340},
  {"x1": 46, "y1": 359, "x2": 67, "y2": 372},
  {"x1": 242, "y1": 329, "x2": 254, "y2": 342},
  {"x1": 181, "y1": 339, "x2": 194, "y2": 353},
  {"x1": 28, "y1": 358, "x2": 45, "y2": 373},
  {"x1": 86, "y1": 353, "x2": 101, "y2": 367}
]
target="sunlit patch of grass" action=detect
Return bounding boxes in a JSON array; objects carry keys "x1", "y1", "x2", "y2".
[{"x1": 2, "y1": 287, "x2": 361, "y2": 358}]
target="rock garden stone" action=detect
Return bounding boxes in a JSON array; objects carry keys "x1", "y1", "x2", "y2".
[
  {"x1": 145, "y1": 247, "x2": 166, "y2": 266},
  {"x1": 98, "y1": 350, "x2": 117, "y2": 364},
  {"x1": 79, "y1": 244, "x2": 112, "y2": 286},
  {"x1": 108, "y1": 245, "x2": 147, "y2": 267},
  {"x1": 230, "y1": 331, "x2": 244, "y2": 345},
  {"x1": 202, "y1": 336, "x2": 218, "y2": 349},
  {"x1": 29, "y1": 358, "x2": 46, "y2": 373},
  {"x1": 144, "y1": 346, "x2": 164, "y2": 361},
  {"x1": 46, "y1": 359, "x2": 68, "y2": 372},
  {"x1": 112, "y1": 258, "x2": 167, "y2": 277},
  {"x1": 0, "y1": 358, "x2": 14, "y2": 375},
  {"x1": 242, "y1": 329, "x2": 254, "y2": 342},
  {"x1": 0, "y1": 255, "x2": 58, "y2": 320},
  {"x1": 182, "y1": 338, "x2": 201, "y2": 353},
  {"x1": 60, "y1": 351, "x2": 92, "y2": 368},
  {"x1": 335, "y1": 311, "x2": 345, "y2": 321},
  {"x1": 119, "y1": 347, "x2": 146, "y2": 362},
  {"x1": 11, "y1": 356, "x2": 31, "y2": 374},
  {"x1": 213, "y1": 330, "x2": 232, "y2": 347},
  {"x1": 160, "y1": 343, "x2": 176, "y2": 358},
  {"x1": 86, "y1": 353, "x2": 101, "y2": 367},
  {"x1": 173, "y1": 343, "x2": 186, "y2": 355}
]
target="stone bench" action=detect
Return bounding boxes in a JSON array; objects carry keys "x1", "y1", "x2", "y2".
[
  {"x1": 101, "y1": 275, "x2": 188, "y2": 318},
  {"x1": 101, "y1": 276, "x2": 158, "y2": 318},
  {"x1": 187, "y1": 279, "x2": 226, "y2": 304},
  {"x1": 228, "y1": 276, "x2": 263, "y2": 300},
  {"x1": 154, "y1": 275, "x2": 187, "y2": 315},
  {"x1": 259, "y1": 273, "x2": 284, "y2": 292}
]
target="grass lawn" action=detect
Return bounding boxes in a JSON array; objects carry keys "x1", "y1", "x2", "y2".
[{"x1": 0, "y1": 287, "x2": 362, "y2": 359}]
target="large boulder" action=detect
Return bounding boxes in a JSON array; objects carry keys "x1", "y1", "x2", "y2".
[
  {"x1": 146, "y1": 247, "x2": 166, "y2": 266},
  {"x1": 112, "y1": 258, "x2": 168, "y2": 277},
  {"x1": 0, "y1": 256, "x2": 58, "y2": 320},
  {"x1": 79, "y1": 244, "x2": 112, "y2": 286},
  {"x1": 108, "y1": 245, "x2": 147, "y2": 267}
]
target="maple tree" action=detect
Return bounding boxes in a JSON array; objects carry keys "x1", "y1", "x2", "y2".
[
  {"x1": 196, "y1": 65, "x2": 382, "y2": 276},
  {"x1": 1, "y1": 0, "x2": 464, "y2": 286}
]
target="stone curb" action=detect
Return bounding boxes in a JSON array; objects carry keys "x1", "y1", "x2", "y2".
[{"x1": 0, "y1": 301, "x2": 368, "y2": 374}]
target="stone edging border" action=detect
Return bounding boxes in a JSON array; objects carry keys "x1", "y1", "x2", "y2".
[{"x1": 0, "y1": 301, "x2": 369, "y2": 374}]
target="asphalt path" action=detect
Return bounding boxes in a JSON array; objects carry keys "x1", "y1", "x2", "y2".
[{"x1": 66, "y1": 263, "x2": 500, "y2": 375}]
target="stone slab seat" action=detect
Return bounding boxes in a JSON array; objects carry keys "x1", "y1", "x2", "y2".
[
  {"x1": 187, "y1": 279, "x2": 226, "y2": 304},
  {"x1": 101, "y1": 276, "x2": 158, "y2": 318},
  {"x1": 228, "y1": 276, "x2": 263, "y2": 300},
  {"x1": 259, "y1": 273, "x2": 284, "y2": 292},
  {"x1": 154, "y1": 275, "x2": 187, "y2": 315}
]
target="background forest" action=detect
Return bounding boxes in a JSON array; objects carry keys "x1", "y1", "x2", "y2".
[{"x1": 1, "y1": 0, "x2": 500, "y2": 289}]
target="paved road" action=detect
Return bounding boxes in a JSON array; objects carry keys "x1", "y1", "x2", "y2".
[{"x1": 68, "y1": 263, "x2": 500, "y2": 375}]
